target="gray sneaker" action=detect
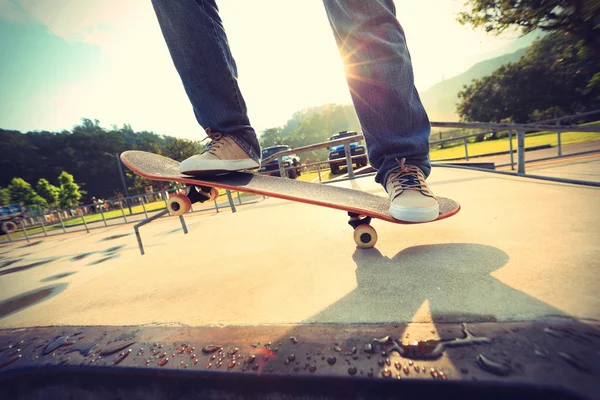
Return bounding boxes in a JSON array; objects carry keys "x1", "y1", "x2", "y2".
[
  {"x1": 180, "y1": 130, "x2": 259, "y2": 175},
  {"x1": 385, "y1": 158, "x2": 439, "y2": 222}
]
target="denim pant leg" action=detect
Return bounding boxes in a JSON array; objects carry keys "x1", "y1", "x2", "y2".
[
  {"x1": 322, "y1": 0, "x2": 432, "y2": 183},
  {"x1": 151, "y1": 0, "x2": 260, "y2": 162}
]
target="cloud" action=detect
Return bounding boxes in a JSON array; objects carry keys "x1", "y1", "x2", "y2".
[{"x1": 1, "y1": 0, "x2": 158, "y2": 57}]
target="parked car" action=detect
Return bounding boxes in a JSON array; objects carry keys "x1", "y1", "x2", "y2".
[
  {"x1": 327, "y1": 131, "x2": 368, "y2": 174},
  {"x1": 0, "y1": 204, "x2": 25, "y2": 235},
  {"x1": 260, "y1": 145, "x2": 301, "y2": 179}
]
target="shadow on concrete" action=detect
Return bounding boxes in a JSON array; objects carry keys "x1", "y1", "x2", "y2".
[
  {"x1": 306, "y1": 244, "x2": 567, "y2": 323},
  {"x1": 40, "y1": 272, "x2": 77, "y2": 282},
  {"x1": 70, "y1": 253, "x2": 94, "y2": 262},
  {"x1": 98, "y1": 234, "x2": 132, "y2": 242},
  {"x1": 18, "y1": 241, "x2": 43, "y2": 249},
  {"x1": 87, "y1": 255, "x2": 120, "y2": 266},
  {"x1": 0, "y1": 283, "x2": 68, "y2": 319},
  {"x1": 0, "y1": 258, "x2": 60, "y2": 277}
]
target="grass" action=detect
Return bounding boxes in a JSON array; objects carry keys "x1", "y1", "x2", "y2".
[
  {"x1": 430, "y1": 128, "x2": 600, "y2": 160},
  {"x1": 297, "y1": 170, "x2": 333, "y2": 182}
]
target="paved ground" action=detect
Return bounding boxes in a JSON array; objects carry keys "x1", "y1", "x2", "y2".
[
  {"x1": 515, "y1": 154, "x2": 600, "y2": 183},
  {"x1": 1, "y1": 166, "x2": 598, "y2": 328}
]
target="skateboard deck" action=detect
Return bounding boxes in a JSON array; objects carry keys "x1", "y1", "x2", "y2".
[{"x1": 121, "y1": 151, "x2": 460, "y2": 247}]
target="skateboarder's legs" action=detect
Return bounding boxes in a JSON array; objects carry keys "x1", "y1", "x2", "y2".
[{"x1": 151, "y1": 0, "x2": 438, "y2": 222}]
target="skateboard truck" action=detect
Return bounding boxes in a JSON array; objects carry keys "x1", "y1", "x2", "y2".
[
  {"x1": 348, "y1": 212, "x2": 378, "y2": 249},
  {"x1": 166, "y1": 185, "x2": 219, "y2": 216}
]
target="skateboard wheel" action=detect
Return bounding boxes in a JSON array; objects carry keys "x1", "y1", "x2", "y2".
[
  {"x1": 353, "y1": 224, "x2": 377, "y2": 249},
  {"x1": 167, "y1": 194, "x2": 191, "y2": 216},
  {"x1": 207, "y1": 187, "x2": 218, "y2": 202}
]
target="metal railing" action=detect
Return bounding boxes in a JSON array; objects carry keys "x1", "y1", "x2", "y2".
[
  {"x1": 429, "y1": 121, "x2": 600, "y2": 173},
  {"x1": 0, "y1": 187, "x2": 261, "y2": 244},
  {"x1": 260, "y1": 119, "x2": 599, "y2": 188}
]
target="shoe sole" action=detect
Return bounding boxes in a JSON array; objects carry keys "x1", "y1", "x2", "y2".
[{"x1": 389, "y1": 202, "x2": 440, "y2": 223}]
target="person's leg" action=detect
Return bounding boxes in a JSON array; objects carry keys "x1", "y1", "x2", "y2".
[
  {"x1": 323, "y1": 0, "x2": 438, "y2": 222},
  {"x1": 151, "y1": 0, "x2": 260, "y2": 172},
  {"x1": 322, "y1": 0, "x2": 431, "y2": 183}
]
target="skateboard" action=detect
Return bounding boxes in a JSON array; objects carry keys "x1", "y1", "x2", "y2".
[{"x1": 121, "y1": 151, "x2": 460, "y2": 248}]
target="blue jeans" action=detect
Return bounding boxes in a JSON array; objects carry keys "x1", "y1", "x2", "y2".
[{"x1": 151, "y1": 0, "x2": 431, "y2": 184}]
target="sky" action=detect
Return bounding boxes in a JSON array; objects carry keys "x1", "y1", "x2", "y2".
[{"x1": 0, "y1": 0, "x2": 527, "y2": 140}]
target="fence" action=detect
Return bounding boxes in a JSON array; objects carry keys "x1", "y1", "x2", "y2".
[
  {"x1": 0, "y1": 187, "x2": 261, "y2": 244},
  {"x1": 261, "y1": 119, "x2": 600, "y2": 186}
]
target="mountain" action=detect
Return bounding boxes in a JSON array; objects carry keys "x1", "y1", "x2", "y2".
[{"x1": 420, "y1": 47, "x2": 529, "y2": 122}]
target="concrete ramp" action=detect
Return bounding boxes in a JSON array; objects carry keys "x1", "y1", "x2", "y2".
[{"x1": 0, "y1": 166, "x2": 598, "y2": 328}]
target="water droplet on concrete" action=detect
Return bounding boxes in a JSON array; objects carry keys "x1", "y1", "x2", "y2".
[
  {"x1": 290, "y1": 337, "x2": 298, "y2": 344},
  {"x1": 403, "y1": 365, "x2": 409, "y2": 375},
  {"x1": 227, "y1": 360, "x2": 236, "y2": 369},
  {"x1": 202, "y1": 345, "x2": 221, "y2": 354},
  {"x1": 43, "y1": 336, "x2": 74, "y2": 355},
  {"x1": 534, "y1": 349, "x2": 550, "y2": 358},
  {"x1": 245, "y1": 355, "x2": 255, "y2": 364},
  {"x1": 309, "y1": 364, "x2": 317, "y2": 373},
  {"x1": 228, "y1": 348, "x2": 239, "y2": 355},
  {"x1": 394, "y1": 361, "x2": 401, "y2": 370},
  {"x1": 100, "y1": 341, "x2": 136, "y2": 357},
  {"x1": 385, "y1": 358, "x2": 391, "y2": 366},
  {"x1": 157, "y1": 358, "x2": 168, "y2": 366},
  {"x1": 0, "y1": 355, "x2": 21, "y2": 369},
  {"x1": 333, "y1": 346, "x2": 342, "y2": 353},
  {"x1": 363, "y1": 343, "x2": 374, "y2": 354},
  {"x1": 476, "y1": 354, "x2": 512, "y2": 376},
  {"x1": 543, "y1": 327, "x2": 564, "y2": 338},
  {"x1": 327, "y1": 356, "x2": 336, "y2": 365},
  {"x1": 382, "y1": 368, "x2": 392, "y2": 378},
  {"x1": 374, "y1": 336, "x2": 391, "y2": 345},
  {"x1": 112, "y1": 349, "x2": 131, "y2": 365},
  {"x1": 288, "y1": 354, "x2": 296, "y2": 362},
  {"x1": 251, "y1": 364, "x2": 259, "y2": 371},
  {"x1": 348, "y1": 366, "x2": 357, "y2": 375},
  {"x1": 557, "y1": 352, "x2": 590, "y2": 372},
  {"x1": 378, "y1": 359, "x2": 385, "y2": 367}
]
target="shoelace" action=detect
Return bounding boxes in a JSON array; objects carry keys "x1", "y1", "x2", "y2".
[
  {"x1": 201, "y1": 128, "x2": 227, "y2": 156},
  {"x1": 388, "y1": 158, "x2": 433, "y2": 196}
]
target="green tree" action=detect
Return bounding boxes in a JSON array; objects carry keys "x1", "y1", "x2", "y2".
[
  {"x1": 457, "y1": 33, "x2": 600, "y2": 122},
  {"x1": 0, "y1": 188, "x2": 10, "y2": 206},
  {"x1": 58, "y1": 171, "x2": 82, "y2": 208},
  {"x1": 7, "y1": 178, "x2": 47, "y2": 207},
  {"x1": 162, "y1": 137, "x2": 200, "y2": 161},
  {"x1": 458, "y1": 0, "x2": 600, "y2": 54},
  {"x1": 36, "y1": 178, "x2": 60, "y2": 208},
  {"x1": 259, "y1": 128, "x2": 283, "y2": 148}
]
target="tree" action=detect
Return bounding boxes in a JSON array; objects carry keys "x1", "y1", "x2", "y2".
[
  {"x1": 458, "y1": 0, "x2": 600, "y2": 54},
  {"x1": 7, "y1": 178, "x2": 47, "y2": 207},
  {"x1": 0, "y1": 188, "x2": 10, "y2": 206},
  {"x1": 162, "y1": 137, "x2": 200, "y2": 161},
  {"x1": 36, "y1": 178, "x2": 60, "y2": 208},
  {"x1": 58, "y1": 171, "x2": 82, "y2": 208},
  {"x1": 456, "y1": 33, "x2": 600, "y2": 122},
  {"x1": 259, "y1": 128, "x2": 283, "y2": 148}
]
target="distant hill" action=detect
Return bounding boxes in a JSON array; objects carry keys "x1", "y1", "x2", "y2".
[{"x1": 420, "y1": 47, "x2": 528, "y2": 122}]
